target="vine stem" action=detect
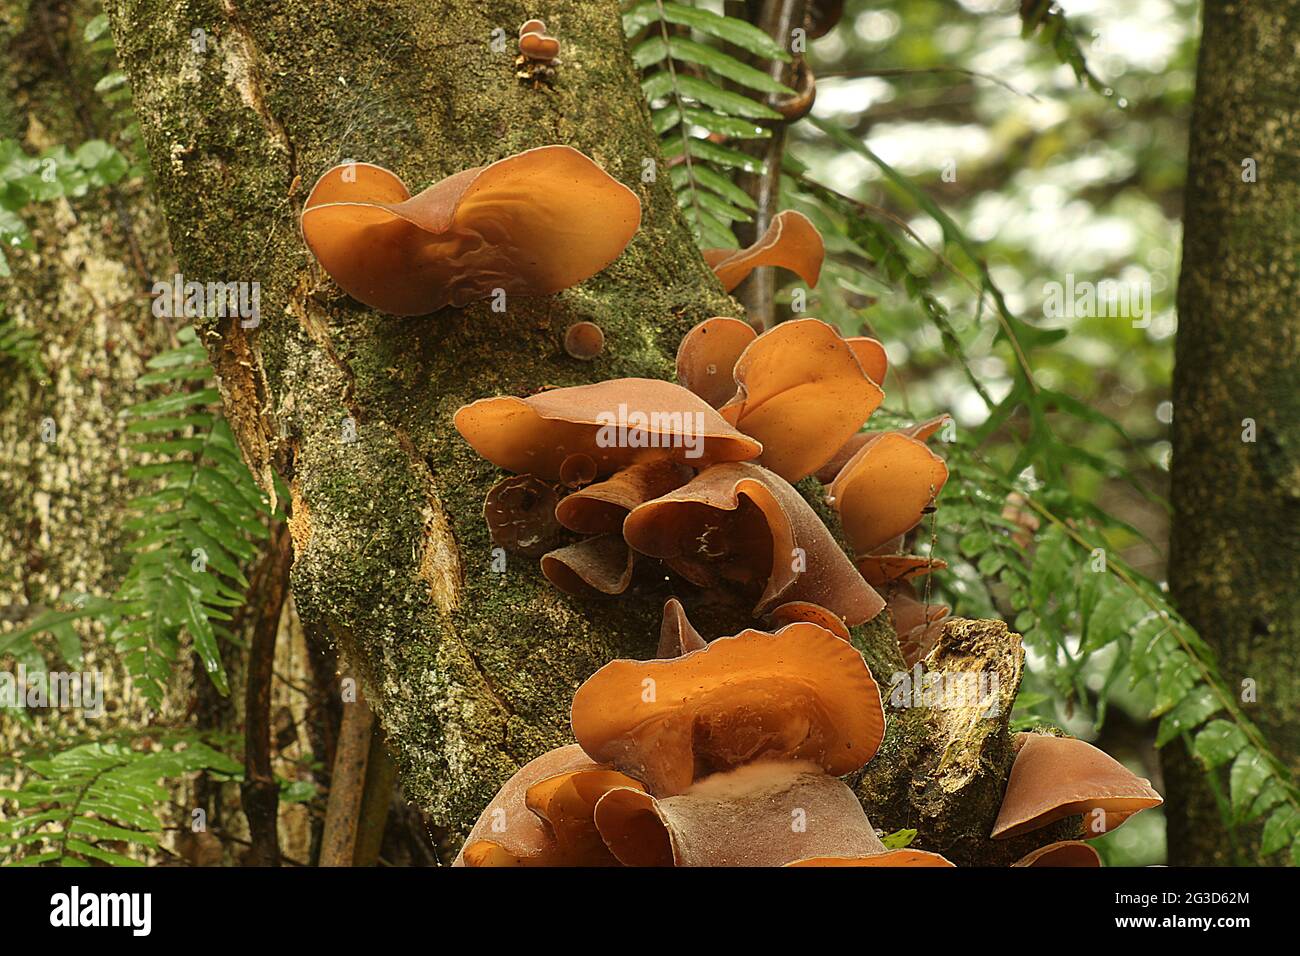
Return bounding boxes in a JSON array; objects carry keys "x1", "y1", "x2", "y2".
[
  {"x1": 734, "y1": 0, "x2": 805, "y2": 329},
  {"x1": 652, "y1": 0, "x2": 705, "y2": 236}
]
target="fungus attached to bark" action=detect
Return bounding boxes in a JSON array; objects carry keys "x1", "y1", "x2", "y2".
[
  {"x1": 540, "y1": 534, "x2": 635, "y2": 597},
  {"x1": 564, "y1": 321, "x2": 605, "y2": 361},
  {"x1": 456, "y1": 604, "x2": 960, "y2": 867},
  {"x1": 301, "y1": 146, "x2": 639, "y2": 315},
  {"x1": 589, "y1": 786, "x2": 676, "y2": 866},
  {"x1": 717, "y1": 319, "x2": 884, "y2": 483},
  {"x1": 523, "y1": 766, "x2": 645, "y2": 864},
  {"x1": 456, "y1": 744, "x2": 643, "y2": 867},
  {"x1": 897, "y1": 615, "x2": 948, "y2": 669},
  {"x1": 484, "y1": 474, "x2": 563, "y2": 557},
  {"x1": 904, "y1": 412, "x2": 954, "y2": 444},
  {"x1": 856, "y1": 553, "x2": 947, "y2": 587},
  {"x1": 656, "y1": 597, "x2": 707, "y2": 659},
  {"x1": 571, "y1": 620, "x2": 886, "y2": 796},
  {"x1": 675, "y1": 316, "x2": 757, "y2": 409},
  {"x1": 622, "y1": 461, "x2": 883, "y2": 624},
  {"x1": 829, "y1": 432, "x2": 949, "y2": 557},
  {"x1": 518, "y1": 19, "x2": 560, "y2": 62},
  {"x1": 814, "y1": 413, "x2": 951, "y2": 485},
  {"x1": 702, "y1": 210, "x2": 824, "y2": 293},
  {"x1": 885, "y1": 581, "x2": 950, "y2": 667},
  {"x1": 991, "y1": 733, "x2": 1163, "y2": 840},
  {"x1": 786, "y1": 849, "x2": 955, "y2": 867},
  {"x1": 767, "y1": 600, "x2": 851, "y2": 641},
  {"x1": 454, "y1": 378, "x2": 762, "y2": 480},
  {"x1": 844, "y1": 335, "x2": 888, "y2": 385},
  {"x1": 554, "y1": 458, "x2": 690, "y2": 535}
]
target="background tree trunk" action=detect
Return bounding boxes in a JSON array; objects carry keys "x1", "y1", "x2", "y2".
[
  {"x1": 1166, "y1": 0, "x2": 1300, "y2": 864},
  {"x1": 106, "y1": 0, "x2": 1039, "y2": 863},
  {"x1": 2, "y1": 0, "x2": 381, "y2": 866},
  {"x1": 0, "y1": 0, "x2": 171, "y2": 749}
]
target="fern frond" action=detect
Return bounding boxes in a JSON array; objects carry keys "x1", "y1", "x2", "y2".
[
  {"x1": 0, "y1": 736, "x2": 240, "y2": 867},
  {"x1": 624, "y1": 2, "x2": 791, "y2": 61},
  {"x1": 626, "y1": 0, "x2": 793, "y2": 248},
  {"x1": 111, "y1": 326, "x2": 269, "y2": 706},
  {"x1": 1, "y1": 326, "x2": 270, "y2": 709},
  {"x1": 1019, "y1": 0, "x2": 1110, "y2": 97}
]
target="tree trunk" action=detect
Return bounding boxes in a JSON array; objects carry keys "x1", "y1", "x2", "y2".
[
  {"x1": 1166, "y1": 0, "x2": 1300, "y2": 864},
  {"x1": 105, "y1": 0, "x2": 1037, "y2": 863}
]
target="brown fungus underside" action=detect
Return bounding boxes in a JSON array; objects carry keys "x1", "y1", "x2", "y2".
[{"x1": 453, "y1": 314, "x2": 960, "y2": 651}]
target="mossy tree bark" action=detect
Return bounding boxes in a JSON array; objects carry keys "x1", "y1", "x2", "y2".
[
  {"x1": 1166, "y1": 1, "x2": 1300, "y2": 864},
  {"x1": 106, "y1": 0, "x2": 1036, "y2": 863}
]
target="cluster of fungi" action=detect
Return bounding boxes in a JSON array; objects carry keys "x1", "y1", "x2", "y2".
[
  {"x1": 454, "y1": 603, "x2": 1160, "y2": 867},
  {"x1": 516, "y1": 18, "x2": 561, "y2": 83},
  {"x1": 518, "y1": 19, "x2": 560, "y2": 64},
  {"x1": 301, "y1": 137, "x2": 1162, "y2": 867}
]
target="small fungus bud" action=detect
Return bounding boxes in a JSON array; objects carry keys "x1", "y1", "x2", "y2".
[{"x1": 564, "y1": 321, "x2": 605, "y2": 361}]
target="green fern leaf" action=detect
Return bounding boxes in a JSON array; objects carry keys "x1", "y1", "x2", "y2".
[
  {"x1": 0, "y1": 737, "x2": 238, "y2": 866},
  {"x1": 624, "y1": 2, "x2": 791, "y2": 62},
  {"x1": 634, "y1": 36, "x2": 793, "y2": 95}
]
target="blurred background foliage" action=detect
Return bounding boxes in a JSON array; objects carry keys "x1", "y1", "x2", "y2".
[{"x1": 788, "y1": 0, "x2": 1199, "y2": 865}]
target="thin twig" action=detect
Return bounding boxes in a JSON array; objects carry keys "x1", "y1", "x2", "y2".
[
  {"x1": 351, "y1": 727, "x2": 397, "y2": 867},
  {"x1": 238, "y1": 522, "x2": 293, "y2": 866},
  {"x1": 319, "y1": 682, "x2": 373, "y2": 866}
]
